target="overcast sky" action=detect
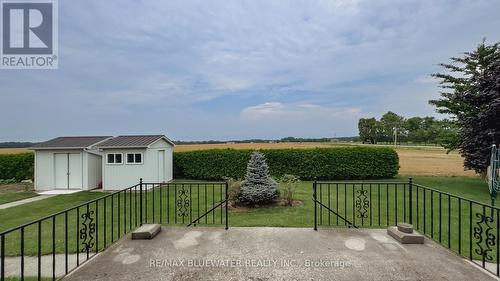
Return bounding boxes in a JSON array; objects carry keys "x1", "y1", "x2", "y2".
[{"x1": 1, "y1": 0, "x2": 499, "y2": 142}]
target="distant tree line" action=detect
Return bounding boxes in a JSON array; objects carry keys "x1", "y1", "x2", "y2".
[
  {"x1": 174, "y1": 136, "x2": 358, "y2": 145},
  {"x1": 358, "y1": 112, "x2": 458, "y2": 146},
  {"x1": 0, "y1": 142, "x2": 36, "y2": 148},
  {"x1": 175, "y1": 139, "x2": 277, "y2": 144},
  {"x1": 279, "y1": 137, "x2": 358, "y2": 142}
]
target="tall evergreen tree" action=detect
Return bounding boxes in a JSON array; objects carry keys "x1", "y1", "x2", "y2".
[
  {"x1": 430, "y1": 40, "x2": 500, "y2": 174},
  {"x1": 237, "y1": 152, "x2": 279, "y2": 205}
]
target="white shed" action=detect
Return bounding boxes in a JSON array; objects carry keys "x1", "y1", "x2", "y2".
[
  {"x1": 96, "y1": 135, "x2": 174, "y2": 190},
  {"x1": 31, "y1": 135, "x2": 174, "y2": 191},
  {"x1": 31, "y1": 136, "x2": 113, "y2": 191}
]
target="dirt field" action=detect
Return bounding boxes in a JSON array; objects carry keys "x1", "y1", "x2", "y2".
[{"x1": 0, "y1": 143, "x2": 477, "y2": 177}]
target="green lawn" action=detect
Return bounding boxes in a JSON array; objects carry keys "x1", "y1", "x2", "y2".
[
  {"x1": 0, "y1": 191, "x2": 38, "y2": 205},
  {"x1": 407, "y1": 176, "x2": 490, "y2": 203},
  {"x1": 0, "y1": 176, "x2": 494, "y2": 263},
  {"x1": 0, "y1": 192, "x2": 107, "y2": 232}
]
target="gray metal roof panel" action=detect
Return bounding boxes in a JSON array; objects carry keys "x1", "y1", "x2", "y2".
[
  {"x1": 31, "y1": 136, "x2": 113, "y2": 149},
  {"x1": 96, "y1": 135, "x2": 173, "y2": 148}
]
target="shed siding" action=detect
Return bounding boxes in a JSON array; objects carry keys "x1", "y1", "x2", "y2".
[
  {"x1": 87, "y1": 152, "x2": 102, "y2": 189},
  {"x1": 34, "y1": 150, "x2": 54, "y2": 191},
  {"x1": 166, "y1": 146, "x2": 173, "y2": 180},
  {"x1": 145, "y1": 147, "x2": 172, "y2": 182},
  {"x1": 102, "y1": 149, "x2": 148, "y2": 190},
  {"x1": 102, "y1": 141, "x2": 173, "y2": 190},
  {"x1": 82, "y1": 152, "x2": 88, "y2": 189},
  {"x1": 149, "y1": 138, "x2": 172, "y2": 148}
]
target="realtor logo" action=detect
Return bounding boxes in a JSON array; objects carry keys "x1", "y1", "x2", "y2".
[{"x1": 1, "y1": 0, "x2": 58, "y2": 69}]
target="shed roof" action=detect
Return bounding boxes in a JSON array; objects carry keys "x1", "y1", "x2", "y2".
[
  {"x1": 96, "y1": 135, "x2": 174, "y2": 148},
  {"x1": 31, "y1": 136, "x2": 112, "y2": 149}
]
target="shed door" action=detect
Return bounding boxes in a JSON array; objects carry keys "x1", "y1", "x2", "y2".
[
  {"x1": 55, "y1": 153, "x2": 68, "y2": 189},
  {"x1": 54, "y1": 153, "x2": 82, "y2": 189},
  {"x1": 158, "y1": 150, "x2": 165, "y2": 182},
  {"x1": 68, "y1": 153, "x2": 82, "y2": 189}
]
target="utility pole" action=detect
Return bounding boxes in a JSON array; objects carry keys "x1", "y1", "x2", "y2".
[{"x1": 393, "y1": 127, "x2": 398, "y2": 146}]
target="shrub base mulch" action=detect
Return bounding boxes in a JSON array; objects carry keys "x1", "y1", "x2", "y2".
[{"x1": 225, "y1": 199, "x2": 303, "y2": 212}]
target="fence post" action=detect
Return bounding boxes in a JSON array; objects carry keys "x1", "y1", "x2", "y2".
[
  {"x1": 409, "y1": 177, "x2": 413, "y2": 225},
  {"x1": 225, "y1": 181, "x2": 229, "y2": 230},
  {"x1": 313, "y1": 180, "x2": 318, "y2": 231},
  {"x1": 1, "y1": 234, "x2": 4, "y2": 281},
  {"x1": 139, "y1": 178, "x2": 143, "y2": 226}
]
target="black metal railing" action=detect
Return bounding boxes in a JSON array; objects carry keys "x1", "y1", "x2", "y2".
[
  {"x1": 412, "y1": 183, "x2": 499, "y2": 276},
  {"x1": 313, "y1": 180, "x2": 412, "y2": 229},
  {"x1": 313, "y1": 178, "x2": 500, "y2": 277},
  {"x1": 139, "y1": 181, "x2": 228, "y2": 228},
  {"x1": 0, "y1": 180, "x2": 228, "y2": 281}
]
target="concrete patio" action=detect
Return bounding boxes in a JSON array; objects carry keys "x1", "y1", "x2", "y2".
[{"x1": 64, "y1": 227, "x2": 495, "y2": 281}]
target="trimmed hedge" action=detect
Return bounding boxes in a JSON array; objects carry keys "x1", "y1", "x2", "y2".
[
  {"x1": 174, "y1": 147, "x2": 399, "y2": 180},
  {"x1": 0, "y1": 153, "x2": 34, "y2": 180},
  {"x1": 1, "y1": 147, "x2": 400, "y2": 182}
]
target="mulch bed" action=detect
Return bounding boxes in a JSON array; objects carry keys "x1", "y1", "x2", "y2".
[{"x1": 225, "y1": 199, "x2": 303, "y2": 212}]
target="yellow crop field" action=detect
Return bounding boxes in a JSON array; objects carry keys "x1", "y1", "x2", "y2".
[
  {"x1": 0, "y1": 148, "x2": 31, "y2": 154},
  {"x1": 395, "y1": 149, "x2": 475, "y2": 177}
]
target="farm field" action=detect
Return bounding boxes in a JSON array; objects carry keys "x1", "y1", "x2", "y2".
[
  {"x1": 0, "y1": 143, "x2": 477, "y2": 177},
  {"x1": 0, "y1": 148, "x2": 31, "y2": 154}
]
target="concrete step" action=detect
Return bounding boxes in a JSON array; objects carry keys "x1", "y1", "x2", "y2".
[
  {"x1": 132, "y1": 224, "x2": 161, "y2": 240},
  {"x1": 397, "y1": 223, "x2": 414, "y2": 233},
  {"x1": 387, "y1": 226, "x2": 424, "y2": 244}
]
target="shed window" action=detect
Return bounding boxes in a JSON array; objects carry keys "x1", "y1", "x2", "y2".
[
  {"x1": 126, "y1": 153, "x2": 143, "y2": 164},
  {"x1": 107, "y1": 153, "x2": 122, "y2": 164}
]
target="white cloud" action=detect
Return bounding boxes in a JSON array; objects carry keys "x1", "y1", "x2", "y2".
[
  {"x1": 240, "y1": 102, "x2": 286, "y2": 119},
  {"x1": 241, "y1": 102, "x2": 362, "y2": 120}
]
